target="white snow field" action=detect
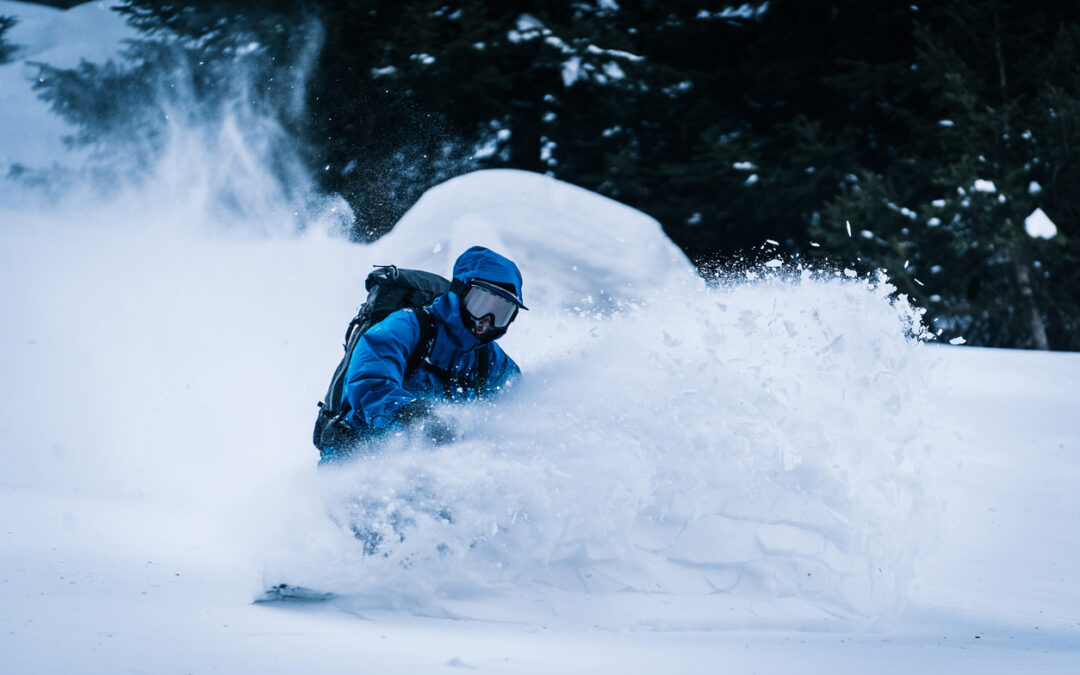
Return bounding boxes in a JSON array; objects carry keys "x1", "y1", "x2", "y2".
[{"x1": 1, "y1": 2, "x2": 1079, "y2": 673}]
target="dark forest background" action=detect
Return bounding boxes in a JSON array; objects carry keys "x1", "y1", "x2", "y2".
[{"x1": 4, "y1": 0, "x2": 1079, "y2": 350}]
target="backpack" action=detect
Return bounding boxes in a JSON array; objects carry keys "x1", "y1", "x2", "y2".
[{"x1": 313, "y1": 265, "x2": 450, "y2": 451}]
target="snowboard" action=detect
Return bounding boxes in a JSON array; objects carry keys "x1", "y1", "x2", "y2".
[{"x1": 255, "y1": 583, "x2": 335, "y2": 603}]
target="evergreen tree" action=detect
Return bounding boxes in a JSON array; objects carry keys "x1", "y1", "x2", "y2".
[
  {"x1": 32, "y1": 1, "x2": 324, "y2": 208},
  {"x1": 652, "y1": 0, "x2": 919, "y2": 261},
  {"x1": 817, "y1": 1, "x2": 1080, "y2": 350},
  {"x1": 306, "y1": 1, "x2": 688, "y2": 237},
  {"x1": 0, "y1": 15, "x2": 16, "y2": 64}
]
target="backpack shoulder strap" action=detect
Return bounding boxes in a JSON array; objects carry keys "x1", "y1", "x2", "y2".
[
  {"x1": 475, "y1": 344, "x2": 492, "y2": 392},
  {"x1": 404, "y1": 306, "x2": 437, "y2": 378}
]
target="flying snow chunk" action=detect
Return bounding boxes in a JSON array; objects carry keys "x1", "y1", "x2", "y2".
[
  {"x1": 585, "y1": 44, "x2": 644, "y2": 61},
  {"x1": 949, "y1": 337, "x2": 967, "y2": 345},
  {"x1": 939, "y1": 119, "x2": 955, "y2": 127},
  {"x1": 1025, "y1": 208, "x2": 1058, "y2": 239},
  {"x1": 845, "y1": 220, "x2": 852, "y2": 237},
  {"x1": 1029, "y1": 181, "x2": 1043, "y2": 195},
  {"x1": 744, "y1": 174, "x2": 759, "y2": 186},
  {"x1": 473, "y1": 138, "x2": 498, "y2": 159},
  {"x1": 516, "y1": 13, "x2": 546, "y2": 31},
  {"x1": 603, "y1": 61, "x2": 626, "y2": 80},
  {"x1": 843, "y1": 268, "x2": 857, "y2": 278},
  {"x1": 733, "y1": 161, "x2": 756, "y2": 171},
  {"x1": 765, "y1": 259, "x2": 783, "y2": 268},
  {"x1": 562, "y1": 57, "x2": 582, "y2": 86},
  {"x1": 973, "y1": 179, "x2": 997, "y2": 193}
]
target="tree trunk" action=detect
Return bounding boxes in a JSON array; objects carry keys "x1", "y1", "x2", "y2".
[
  {"x1": 992, "y1": 4, "x2": 1048, "y2": 350},
  {"x1": 1014, "y1": 258, "x2": 1050, "y2": 350}
]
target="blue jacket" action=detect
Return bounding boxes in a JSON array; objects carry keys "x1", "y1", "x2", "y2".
[{"x1": 342, "y1": 247, "x2": 523, "y2": 431}]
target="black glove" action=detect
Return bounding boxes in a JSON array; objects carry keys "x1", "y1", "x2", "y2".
[
  {"x1": 317, "y1": 417, "x2": 362, "y2": 464},
  {"x1": 394, "y1": 399, "x2": 455, "y2": 445}
]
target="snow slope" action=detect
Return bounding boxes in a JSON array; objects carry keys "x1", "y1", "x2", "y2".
[{"x1": 1, "y1": 2, "x2": 1079, "y2": 673}]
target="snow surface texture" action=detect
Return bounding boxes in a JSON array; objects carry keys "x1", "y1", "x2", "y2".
[{"x1": 2, "y1": 2, "x2": 1079, "y2": 672}]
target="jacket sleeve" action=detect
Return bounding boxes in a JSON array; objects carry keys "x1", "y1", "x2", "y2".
[
  {"x1": 343, "y1": 310, "x2": 422, "y2": 429},
  {"x1": 479, "y1": 343, "x2": 522, "y2": 396}
]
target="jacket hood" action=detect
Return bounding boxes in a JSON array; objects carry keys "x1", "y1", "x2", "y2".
[{"x1": 452, "y1": 246, "x2": 525, "y2": 306}]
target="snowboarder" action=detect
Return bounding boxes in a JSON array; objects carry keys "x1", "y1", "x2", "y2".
[{"x1": 318, "y1": 246, "x2": 527, "y2": 463}]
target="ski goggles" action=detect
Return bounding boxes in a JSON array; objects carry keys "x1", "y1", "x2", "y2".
[{"x1": 462, "y1": 280, "x2": 527, "y2": 328}]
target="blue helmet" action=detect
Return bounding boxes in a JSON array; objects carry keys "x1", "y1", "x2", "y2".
[{"x1": 450, "y1": 247, "x2": 527, "y2": 340}]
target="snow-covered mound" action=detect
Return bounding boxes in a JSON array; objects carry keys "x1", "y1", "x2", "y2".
[{"x1": 377, "y1": 169, "x2": 696, "y2": 311}]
